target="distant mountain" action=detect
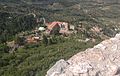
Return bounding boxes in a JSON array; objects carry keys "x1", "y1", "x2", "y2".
[
  {"x1": 23, "y1": 0, "x2": 120, "y2": 3},
  {"x1": 0, "y1": 0, "x2": 18, "y2": 3},
  {"x1": 90, "y1": 0, "x2": 120, "y2": 3},
  {"x1": 0, "y1": 0, "x2": 120, "y2": 4}
]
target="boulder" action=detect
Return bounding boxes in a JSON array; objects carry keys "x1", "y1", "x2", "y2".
[
  {"x1": 46, "y1": 34, "x2": 120, "y2": 76},
  {"x1": 46, "y1": 59, "x2": 69, "y2": 76}
]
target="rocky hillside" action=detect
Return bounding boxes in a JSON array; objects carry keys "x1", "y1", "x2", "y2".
[{"x1": 46, "y1": 33, "x2": 120, "y2": 76}]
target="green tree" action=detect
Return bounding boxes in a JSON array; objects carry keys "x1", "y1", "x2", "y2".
[
  {"x1": 42, "y1": 35, "x2": 48, "y2": 46},
  {"x1": 48, "y1": 38, "x2": 53, "y2": 45},
  {"x1": 15, "y1": 36, "x2": 25, "y2": 46},
  {"x1": 0, "y1": 44, "x2": 9, "y2": 53}
]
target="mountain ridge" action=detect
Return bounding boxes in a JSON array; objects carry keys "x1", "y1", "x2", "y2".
[{"x1": 0, "y1": 0, "x2": 120, "y2": 4}]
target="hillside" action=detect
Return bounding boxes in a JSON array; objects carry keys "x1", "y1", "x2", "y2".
[
  {"x1": 0, "y1": 0, "x2": 120, "y2": 4},
  {"x1": 46, "y1": 34, "x2": 120, "y2": 76},
  {"x1": 0, "y1": 0, "x2": 120, "y2": 76}
]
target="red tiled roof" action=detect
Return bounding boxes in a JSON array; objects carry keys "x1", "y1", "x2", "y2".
[{"x1": 47, "y1": 21, "x2": 63, "y2": 30}]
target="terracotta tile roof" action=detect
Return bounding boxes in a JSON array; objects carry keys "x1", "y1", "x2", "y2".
[{"x1": 47, "y1": 21, "x2": 63, "y2": 30}]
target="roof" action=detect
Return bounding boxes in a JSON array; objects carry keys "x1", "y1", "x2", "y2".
[
  {"x1": 38, "y1": 27, "x2": 45, "y2": 31},
  {"x1": 47, "y1": 21, "x2": 65, "y2": 30}
]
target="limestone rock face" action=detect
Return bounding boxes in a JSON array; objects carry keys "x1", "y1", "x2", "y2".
[{"x1": 46, "y1": 34, "x2": 120, "y2": 76}]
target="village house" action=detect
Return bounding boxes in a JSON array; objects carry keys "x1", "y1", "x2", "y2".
[
  {"x1": 90, "y1": 26, "x2": 102, "y2": 33},
  {"x1": 25, "y1": 34, "x2": 42, "y2": 44},
  {"x1": 69, "y1": 25, "x2": 75, "y2": 30},
  {"x1": 46, "y1": 21, "x2": 70, "y2": 35},
  {"x1": 26, "y1": 36, "x2": 39, "y2": 44}
]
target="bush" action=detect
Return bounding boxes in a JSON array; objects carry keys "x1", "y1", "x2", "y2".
[
  {"x1": 42, "y1": 35, "x2": 48, "y2": 46},
  {"x1": 0, "y1": 44, "x2": 9, "y2": 53},
  {"x1": 14, "y1": 36, "x2": 26, "y2": 46},
  {"x1": 24, "y1": 44, "x2": 39, "y2": 49}
]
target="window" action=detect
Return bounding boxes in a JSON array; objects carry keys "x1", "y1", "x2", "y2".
[{"x1": 61, "y1": 24, "x2": 65, "y2": 30}]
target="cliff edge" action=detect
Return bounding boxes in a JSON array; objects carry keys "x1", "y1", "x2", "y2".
[{"x1": 46, "y1": 34, "x2": 120, "y2": 76}]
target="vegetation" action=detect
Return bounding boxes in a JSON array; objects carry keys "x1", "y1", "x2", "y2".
[
  {"x1": 0, "y1": 44, "x2": 9, "y2": 53},
  {"x1": 0, "y1": 0, "x2": 120, "y2": 76},
  {"x1": 0, "y1": 35, "x2": 101, "y2": 76},
  {"x1": 0, "y1": 12, "x2": 37, "y2": 43}
]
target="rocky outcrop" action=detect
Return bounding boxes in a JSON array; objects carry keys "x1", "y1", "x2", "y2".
[{"x1": 46, "y1": 34, "x2": 120, "y2": 76}]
